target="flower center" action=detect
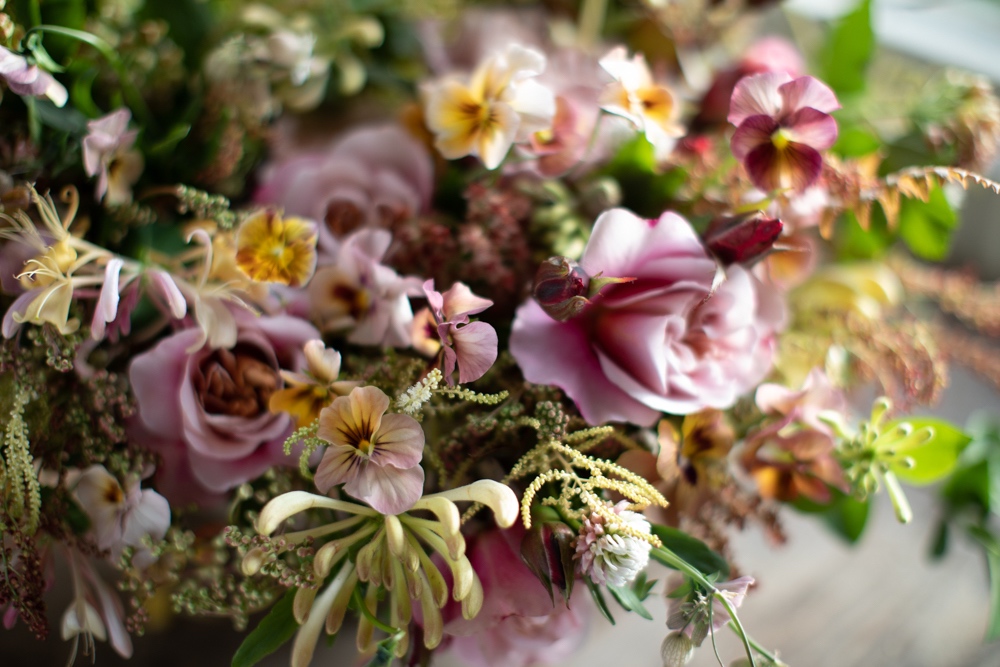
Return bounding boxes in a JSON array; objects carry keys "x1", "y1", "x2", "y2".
[
  {"x1": 197, "y1": 344, "x2": 279, "y2": 418},
  {"x1": 771, "y1": 128, "x2": 793, "y2": 151},
  {"x1": 356, "y1": 437, "x2": 376, "y2": 457}
]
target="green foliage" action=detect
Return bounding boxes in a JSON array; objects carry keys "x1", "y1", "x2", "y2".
[
  {"x1": 896, "y1": 186, "x2": 958, "y2": 262},
  {"x1": 794, "y1": 491, "x2": 871, "y2": 544},
  {"x1": 231, "y1": 587, "x2": 299, "y2": 667},
  {"x1": 820, "y1": 0, "x2": 874, "y2": 96},
  {"x1": 834, "y1": 208, "x2": 893, "y2": 260},
  {"x1": 607, "y1": 572, "x2": 655, "y2": 621},
  {"x1": 649, "y1": 524, "x2": 729, "y2": 578},
  {"x1": 586, "y1": 579, "x2": 616, "y2": 625},
  {"x1": 600, "y1": 136, "x2": 686, "y2": 219},
  {"x1": 832, "y1": 126, "x2": 881, "y2": 158},
  {"x1": 884, "y1": 417, "x2": 971, "y2": 485}
]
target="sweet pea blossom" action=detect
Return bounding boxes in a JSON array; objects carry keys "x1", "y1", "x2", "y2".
[
  {"x1": 415, "y1": 280, "x2": 498, "y2": 385},
  {"x1": 0, "y1": 45, "x2": 67, "y2": 106},
  {"x1": 599, "y1": 47, "x2": 684, "y2": 161},
  {"x1": 511, "y1": 208, "x2": 785, "y2": 426},
  {"x1": 728, "y1": 73, "x2": 840, "y2": 192},
  {"x1": 423, "y1": 43, "x2": 556, "y2": 169},
  {"x1": 82, "y1": 108, "x2": 144, "y2": 205},
  {"x1": 314, "y1": 385, "x2": 425, "y2": 515}
]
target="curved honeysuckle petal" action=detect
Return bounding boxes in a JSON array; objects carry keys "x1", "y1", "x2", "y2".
[
  {"x1": 409, "y1": 495, "x2": 461, "y2": 537},
  {"x1": 420, "y1": 480, "x2": 519, "y2": 528},
  {"x1": 291, "y1": 564, "x2": 354, "y2": 667},
  {"x1": 256, "y1": 490, "x2": 376, "y2": 536}
]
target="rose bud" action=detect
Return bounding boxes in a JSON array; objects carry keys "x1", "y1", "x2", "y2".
[
  {"x1": 520, "y1": 518, "x2": 577, "y2": 604},
  {"x1": 703, "y1": 211, "x2": 783, "y2": 266},
  {"x1": 533, "y1": 256, "x2": 591, "y2": 322}
]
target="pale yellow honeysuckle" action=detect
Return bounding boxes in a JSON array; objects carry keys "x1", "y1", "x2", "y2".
[
  {"x1": 422, "y1": 43, "x2": 555, "y2": 169},
  {"x1": 248, "y1": 480, "x2": 518, "y2": 666}
]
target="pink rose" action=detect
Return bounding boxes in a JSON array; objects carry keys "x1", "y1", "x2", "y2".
[
  {"x1": 128, "y1": 310, "x2": 319, "y2": 504},
  {"x1": 254, "y1": 124, "x2": 433, "y2": 242},
  {"x1": 442, "y1": 527, "x2": 589, "y2": 667},
  {"x1": 511, "y1": 208, "x2": 785, "y2": 426}
]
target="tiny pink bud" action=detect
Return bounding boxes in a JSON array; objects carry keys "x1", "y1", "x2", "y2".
[
  {"x1": 533, "y1": 256, "x2": 590, "y2": 322},
  {"x1": 704, "y1": 211, "x2": 783, "y2": 266}
]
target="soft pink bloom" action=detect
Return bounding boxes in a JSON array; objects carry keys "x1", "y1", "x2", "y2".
[
  {"x1": 511, "y1": 208, "x2": 785, "y2": 426},
  {"x1": 307, "y1": 228, "x2": 422, "y2": 347},
  {"x1": 255, "y1": 124, "x2": 433, "y2": 241},
  {"x1": 729, "y1": 73, "x2": 840, "y2": 192},
  {"x1": 442, "y1": 527, "x2": 589, "y2": 667},
  {"x1": 128, "y1": 309, "x2": 318, "y2": 504},
  {"x1": 314, "y1": 385, "x2": 425, "y2": 515},
  {"x1": 73, "y1": 465, "x2": 170, "y2": 567},
  {"x1": 82, "y1": 108, "x2": 144, "y2": 204},
  {"x1": 420, "y1": 279, "x2": 498, "y2": 385},
  {"x1": 0, "y1": 45, "x2": 67, "y2": 106},
  {"x1": 755, "y1": 367, "x2": 848, "y2": 436}
]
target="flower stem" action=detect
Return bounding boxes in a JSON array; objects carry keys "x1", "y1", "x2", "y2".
[{"x1": 351, "y1": 587, "x2": 399, "y2": 636}]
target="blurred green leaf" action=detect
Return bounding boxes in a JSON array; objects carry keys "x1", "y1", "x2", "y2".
[
  {"x1": 586, "y1": 580, "x2": 616, "y2": 625},
  {"x1": 231, "y1": 587, "x2": 298, "y2": 667},
  {"x1": 897, "y1": 186, "x2": 957, "y2": 262},
  {"x1": 834, "y1": 208, "x2": 894, "y2": 261},
  {"x1": 600, "y1": 136, "x2": 686, "y2": 219},
  {"x1": 832, "y1": 126, "x2": 881, "y2": 158},
  {"x1": 886, "y1": 417, "x2": 971, "y2": 485},
  {"x1": 649, "y1": 524, "x2": 729, "y2": 578},
  {"x1": 969, "y1": 526, "x2": 1000, "y2": 641},
  {"x1": 794, "y1": 491, "x2": 871, "y2": 544},
  {"x1": 608, "y1": 582, "x2": 654, "y2": 620},
  {"x1": 32, "y1": 98, "x2": 88, "y2": 134},
  {"x1": 820, "y1": 0, "x2": 874, "y2": 95}
]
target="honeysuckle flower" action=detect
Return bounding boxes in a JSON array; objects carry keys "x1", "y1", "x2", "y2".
[
  {"x1": 314, "y1": 385, "x2": 425, "y2": 515},
  {"x1": 82, "y1": 108, "x2": 144, "y2": 205},
  {"x1": 423, "y1": 43, "x2": 556, "y2": 169},
  {"x1": 308, "y1": 228, "x2": 421, "y2": 347},
  {"x1": 667, "y1": 574, "x2": 754, "y2": 646},
  {"x1": 728, "y1": 73, "x2": 840, "y2": 193},
  {"x1": 72, "y1": 465, "x2": 170, "y2": 567},
  {"x1": 511, "y1": 208, "x2": 785, "y2": 426},
  {"x1": 248, "y1": 480, "x2": 518, "y2": 667},
  {"x1": 62, "y1": 549, "x2": 132, "y2": 660},
  {"x1": 269, "y1": 339, "x2": 359, "y2": 426},
  {"x1": 599, "y1": 47, "x2": 684, "y2": 161},
  {"x1": 0, "y1": 45, "x2": 67, "y2": 106},
  {"x1": 417, "y1": 280, "x2": 498, "y2": 386},
  {"x1": 574, "y1": 500, "x2": 652, "y2": 587},
  {"x1": 234, "y1": 209, "x2": 318, "y2": 287}
]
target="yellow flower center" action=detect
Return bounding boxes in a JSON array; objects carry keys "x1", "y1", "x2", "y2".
[
  {"x1": 356, "y1": 437, "x2": 376, "y2": 457},
  {"x1": 771, "y1": 128, "x2": 793, "y2": 151}
]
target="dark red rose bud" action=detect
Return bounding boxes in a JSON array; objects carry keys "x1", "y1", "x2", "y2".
[
  {"x1": 533, "y1": 256, "x2": 591, "y2": 321},
  {"x1": 704, "y1": 211, "x2": 783, "y2": 266},
  {"x1": 520, "y1": 519, "x2": 577, "y2": 605}
]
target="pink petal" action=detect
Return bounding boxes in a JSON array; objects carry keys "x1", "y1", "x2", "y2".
[
  {"x1": 423, "y1": 279, "x2": 445, "y2": 322},
  {"x1": 728, "y1": 72, "x2": 792, "y2": 126},
  {"x1": 314, "y1": 444, "x2": 363, "y2": 493},
  {"x1": 451, "y1": 321, "x2": 499, "y2": 384},
  {"x1": 91, "y1": 258, "x2": 123, "y2": 340},
  {"x1": 783, "y1": 107, "x2": 839, "y2": 151},
  {"x1": 441, "y1": 282, "x2": 493, "y2": 322},
  {"x1": 346, "y1": 463, "x2": 424, "y2": 515},
  {"x1": 744, "y1": 141, "x2": 823, "y2": 193},
  {"x1": 580, "y1": 209, "x2": 707, "y2": 281},
  {"x1": 778, "y1": 76, "x2": 840, "y2": 115},
  {"x1": 371, "y1": 413, "x2": 425, "y2": 469},
  {"x1": 147, "y1": 269, "x2": 187, "y2": 319},
  {"x1": 730, "y1": 115, "x2": 778, "y2": 161}
]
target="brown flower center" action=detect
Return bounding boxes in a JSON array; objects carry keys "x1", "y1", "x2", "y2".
[{"x1": 196, "y1": 344, "x2": 279, "y2": 418}]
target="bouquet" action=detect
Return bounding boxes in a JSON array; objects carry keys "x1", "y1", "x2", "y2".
[{"x1": 1, "y1": 1, "x2": 999, "y2": 666}]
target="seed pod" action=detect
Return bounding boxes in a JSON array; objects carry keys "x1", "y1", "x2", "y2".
[{"x1": 533, "y1": 256, "x2": 590, "y2": 321}]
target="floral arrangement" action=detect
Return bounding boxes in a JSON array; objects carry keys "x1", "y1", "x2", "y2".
[{"x1": 1, "y1": 1, "x2": 999, "y2": 666}]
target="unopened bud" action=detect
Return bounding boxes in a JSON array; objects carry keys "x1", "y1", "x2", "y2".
[
  {"x1": 520, "y1": 519, "x2": 577, "y2": 604},
  {"x1": 661, "y1": 631, "x2": 695, "y2": 667},
  {"x1": 704, "y1": 211, "x2": 783, "y2": 266},
  {"x1": 533, "y1": 256, "x2": 590, "y2": 321}
]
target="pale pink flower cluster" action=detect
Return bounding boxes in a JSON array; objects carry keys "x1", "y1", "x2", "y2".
[{"x1": 574, "y1": 501, "x2": 652, "y2": 587}]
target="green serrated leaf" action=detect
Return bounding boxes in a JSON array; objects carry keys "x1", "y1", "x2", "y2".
[
  {"x1": 231, "y1": 587, "x2": 299, "y2": 667},
  {"x1": 586, "y1": 580, "x2": 615, "y2": 625},
  {"x1": 607, "y1": 583, "x2": 654, "y2": 620},
  {"x1": 820, "y1": 0, "x2": 874, "y2": 95},
  {"x1": 886, "y1": 417, "x2": 971, "y2": 485},
  {"x1": 897, "y1": 186, "x2": 958, "y2": 262},
  {"x1": 649, "y1": 525, "x2": 729, "y2": 578}
]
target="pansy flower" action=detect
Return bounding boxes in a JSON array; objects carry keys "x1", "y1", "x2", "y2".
[
  {"x1": 234, "y1": 209, "x2": 318, "y2": 288},
  {"x1": 728, "y1": 72, "x2": 840, "y2": 192},
  {"x1": 269, "y1": 339, "x2": 359, "y2": 426},
  {"x1": 415, "y1": 280, "x2": 498, "y2": 386},
  {"x1": 314, "y1": 385, "x2": 425, "y2": 515}
]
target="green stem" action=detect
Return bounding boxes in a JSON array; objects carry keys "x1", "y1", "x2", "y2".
[
  {"x1": 578, "y1": 0, "x2": 607, "y2": 49},
  {"x1": 21, "y1": 25, "x2": 153, "y2": 126},
  {"x1": 651, "y1": 546, "x2": 781, "y2": 667},
  {"x1": 350, "y1": 587, "x2": 398, "y2": 636}
]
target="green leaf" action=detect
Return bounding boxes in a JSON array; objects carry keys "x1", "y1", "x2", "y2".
[
  {"x1": 886, "y1": 417, "x2": 972, "y2": 485},
  {"x1": 968, "y1": 527, "x2": 1000, "y2": 641},
  {"x1": 930, "y1": 519, "x2": 949, "y2": 560},
  {"x1": 793, "y1": 491, "x2": 870, "y2": 543},
  {"x1": 32, "y1": 98, "x2": 88, "y2": 135},
  {"x1": 832, "y1": 126, "x2": 881, "y2": 158},
  {"x1": 585, "y1": 580, "x2": 615, "y2": 625},
  {"x1": 834, "y1": 208, "x2": 894, "y2": 261},
  {"x1": 897, "y1": 186, "x2": 958, "y2": 262},
  {"x1": 649, "y1": 525, "x2": 729, "y2": 578},
  {"x1": 820, "y1": 0, "x2": 875, "y2": 95},
  {"x1": 231, "y1": 588, "x2": 299, "y2": 667},
  {"x1": 607, "y1": 583, "x2": 653, "y2": 621}
]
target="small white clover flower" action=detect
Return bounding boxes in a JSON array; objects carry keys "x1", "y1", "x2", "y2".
[{"x1": 575, "y1": 501, "x2": 652, "y2": 588}]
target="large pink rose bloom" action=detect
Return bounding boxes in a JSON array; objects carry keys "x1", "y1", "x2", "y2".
[
  {"x1": 128, "y1": 310, "x2": 319, "y2": 504},
  {"x1": 442, "y1": 528, "x2": 589, "y2": 667},
  {"x1": 511, "y1": 208, "x2": 785, "y2": 426}
]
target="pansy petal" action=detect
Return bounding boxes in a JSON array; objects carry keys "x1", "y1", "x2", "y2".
[
  {"x1": 728, "y1": 72, "x2": 792, "y2": 126},
  {"x1": 314, "y1": 444, "x2": 364, "y2": 493},
  {"x1": 730, "y1": 114, "x2": 778, "y2": 161},
  {"x1": 779, "y1": 76, "x2": 840, "y2": 115},
  {"x1": 745, "y1": 141, "x2": 823, "y2": 193},
  {"x1": 451, "y1": 321, "x2": 499, "y2": 384},
  {"x1": 346, "y1": 463, "x2": 424, "y2": 515},
  {"x1": 441, "y1": 281, "x2": 493, "y2": 322},
  {"x1": 372, "y1": 413, "x2": 425, "y2": 469},
  {"x1": 783, "y1": 107, "x2": 839, "y2": 151}
]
